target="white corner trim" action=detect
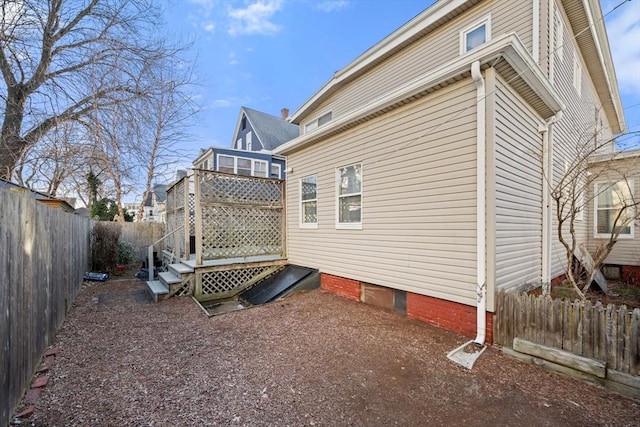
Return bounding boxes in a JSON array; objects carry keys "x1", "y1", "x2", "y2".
[{"x1": 532, "y1": 0, "x2": 539, "y2": 62}]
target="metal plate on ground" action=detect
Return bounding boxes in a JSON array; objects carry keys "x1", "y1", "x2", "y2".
[{"x1": 239, "y1": 265, "x2": 316, "y2": 305}]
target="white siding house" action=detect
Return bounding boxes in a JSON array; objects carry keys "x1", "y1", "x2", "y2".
[{"x1": 274, "y1": 0, "x2": 625, "y2": 342}]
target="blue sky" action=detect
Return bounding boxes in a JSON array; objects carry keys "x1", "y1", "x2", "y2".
[{"x1": 162, "y1": 0, "x2": 640, "y2": 169}]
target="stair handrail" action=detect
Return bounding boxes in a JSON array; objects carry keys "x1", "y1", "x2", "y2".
[{"x1": 148, "y1": 224, "x2": 185, "y2": 281}]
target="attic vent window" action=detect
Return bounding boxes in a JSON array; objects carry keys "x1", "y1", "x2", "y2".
[
  {"x1": 461, "y1": 16, "x2": 491, "y2": 54},
  {"x1": 304, "y1": 111, "x2": 332, "y2": 133},
  {"x1": 241, "y1": 117, "x2": 247, "y2": 130}
]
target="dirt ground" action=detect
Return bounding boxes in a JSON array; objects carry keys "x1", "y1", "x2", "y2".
[{"x1": 17, "y1": 276, "x2": 640, "y2": 426}]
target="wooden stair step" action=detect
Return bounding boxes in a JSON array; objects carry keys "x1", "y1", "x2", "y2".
[{"x1": 146, "y1": 280, "x2": 168, "y2": 303}]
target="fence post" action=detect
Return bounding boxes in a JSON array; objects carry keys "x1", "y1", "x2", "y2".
[
  {"x1": 281, "y1": 179, "x2": 287, "y2": 259},
  {"x1": 195, "y1": 170, "x2": 203, "y2": 265},
  {"x1": 183, "y1": 176, "x2": 190, "y2": 260}
]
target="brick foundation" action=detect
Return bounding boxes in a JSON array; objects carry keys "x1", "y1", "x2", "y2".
[
  {"x1": 621, "y1": 266, "x2": 640, "y2": 287},
  {"x1": 551, "y1": 274, "x2": 566, "y2": 286},
  {"x1": 320, "y1": 273, "x2": 493, "y2": 344},
  {"x1": 321, "y1": 273, "x2": 361, "y2": 301}
]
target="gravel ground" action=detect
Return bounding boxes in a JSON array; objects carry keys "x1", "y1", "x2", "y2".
[{"x1": 19, "y1": 277, "x2": 640, "y2": 426}]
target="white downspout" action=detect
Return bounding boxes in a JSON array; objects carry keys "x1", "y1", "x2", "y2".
[
  {"x1": 471, "y1": 61, "x2": 486, "y2": 345},
  {"x1": 539, "y1": 111, "x2": 563, "y2": 290}
]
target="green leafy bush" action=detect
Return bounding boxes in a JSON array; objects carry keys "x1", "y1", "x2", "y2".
[{"x1": 118, "y1": 241, "x2": 136, "y2": 266}]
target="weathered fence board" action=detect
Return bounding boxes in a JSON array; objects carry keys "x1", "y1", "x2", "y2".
[
  {"x1": 97, "y1": 221, "x2": 165, "y2": 262},
  {"x1": 495, "y1": 290, "x2": 640, "y2": 377},
  {"x1": 1, "y1": 190, "x2": 91, "y2": 426}
]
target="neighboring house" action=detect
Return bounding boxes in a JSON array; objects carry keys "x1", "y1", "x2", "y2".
[
  {"x1": 273, "y1": 0, "x2": 625, "y2": 343},
  {"x1": 193, "y1": 107, "x2": 296, "y2": 179},
  {"x1": 587, "y1": 150, "x2": 640, "y2": 281},
  {"x1": 126, "y1": 184, "x2": 168, "y2": 223},
  {"x1": 0, "y1": 178, "x2": 76, "y2": 213}
]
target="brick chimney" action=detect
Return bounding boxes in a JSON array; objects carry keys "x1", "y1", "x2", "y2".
[{"x1": 281, "y1": 108, "x2": 289, "y2": 120}]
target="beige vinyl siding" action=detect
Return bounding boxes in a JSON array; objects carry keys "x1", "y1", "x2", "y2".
[
  {"x1": 494, "y1": 76, "x2": 544, "y2": 290},
  {"x1": 547, "y1": 0, "x2": 615, "y2": 278},
  {"x1": 286, "y1": 80, "x2": 479, "y2": 306},
  {"x1": 587, "y1": 158, "x2": 640, "y2": 266},
  {"x1": 299, "y1": 0, "x2": 533, "y2": 129}
]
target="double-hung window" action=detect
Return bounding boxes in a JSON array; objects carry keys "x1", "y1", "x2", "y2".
[
  {"x1": 337, "y1": 163, "x2": 362, "y2": 229},
  {"x1": 253, "y1": 160, "x2": 267, "y2": 177},
  {"x1": 300, "y1": 175, "x2": 318, "y2": 228},
  {"x1": 270, "y1": 164, "x2": 282, "y2": 179},
  {"x1": 461, "y1": 16, "x2": 491, "y2": 54},
  {"x1": 594, "y1": 180, "x2": 634, "y2": 238}
]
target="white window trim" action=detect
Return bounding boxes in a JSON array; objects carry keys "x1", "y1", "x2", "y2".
[
  {"x1": 573, "y1": 56, "x2": 582, "y2": 95},
  {"x1": 460, "y1": 15, "x2": 491, "y2": 55},
  {"x1": 556, "y1": 8, "x2": 564, "y2": 61},
  {"x1": 236, "y1": 138, "x2": 242, "y2": 149},
  {"x1": 252, "y1": 159, "x2": 267, "y2": 177},
  {"x1": 246, "y1": 131, "x2": 253, "y2": 151},
  {"x1": 217, "y1": 154, "x2": 270, "y2": 178},
  {"x1": 593, "y1": 180, "x2": 635, "y2": 239},
  {"x1": 335, "y1": 163, "x2": 363, "y2": 230},
  {"x1": 270, "y1": 163, "x2": 282, "y2": 179},
  {"x1": 304, "y1": 111, "x2": 332, "y2": 134},
  {"x1": 300, "y1": 175, "x2": 318, "y2": 229}
]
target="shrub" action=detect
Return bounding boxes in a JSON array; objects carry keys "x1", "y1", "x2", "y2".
[
  {"x1": 91, "y1": 222, "x2": 121, "y2": 272},
  {"x1": 118, "y1": 241, "x2": 136, "y2": 266}
]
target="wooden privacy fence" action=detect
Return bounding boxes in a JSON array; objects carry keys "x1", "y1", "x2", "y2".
[
  {"x1": 97, "y1": 221, "x2": 166, "y2": 261},
  {"x1": 0, "y1": 190, "x2": 91, "y2": 426},
  {"x1": 494, "y1": 291, "x2": 640, "y2": 376}
]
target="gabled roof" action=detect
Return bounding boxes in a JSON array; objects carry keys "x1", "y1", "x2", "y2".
[
  {"x1": 276, "y1": 34, "x2": 565, "y2": 156},
  {"x1": 289, "y1": 0, "x2": 625, "y2": 134},
  {"x1": 232, "y1": 107, "x2": 299, "y2": 151}
]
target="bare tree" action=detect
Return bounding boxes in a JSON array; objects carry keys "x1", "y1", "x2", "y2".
[
  {"x1": 548, "y1": 118, "x2": 640, "y2": 298},
  {"x1": 13, "y1": 123, "x2": 93, "y2": 196},
  {"x1": 0, "y1": 0, "x2": 167, "y2": 179},
  {"x1": 133, "y1": 58, "x2": 199, "y2": 221}
]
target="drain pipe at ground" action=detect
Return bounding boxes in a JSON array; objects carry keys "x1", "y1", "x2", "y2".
[
  {"x1": 471, "y1": 60, "x2": 487, "y2": 346},
  {"x1": 446, "y1": 61, "x2": 488, "y2": 369}
]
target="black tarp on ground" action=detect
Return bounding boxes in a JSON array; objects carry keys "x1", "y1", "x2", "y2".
[{"x1": 239, "y1": 265, "x2": 319, "y2": 305}]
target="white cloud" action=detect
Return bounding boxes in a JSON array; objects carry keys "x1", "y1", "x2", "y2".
[
  {"x1": 316, "y1": 0, "x2": 349, "y2": 12},
  {"x1": 211, "y1": 99, "x2": 232, "y2": 108},
  {"x1": 229, "y1": 52, "x2": 238, "y2": 65},
  {"x1": 604, "y1": 0, "x2": 640, "y2": 95},
  {"x1": 227, "y1": 0, "x2": 283, "y2": 36},
  {"x1": 203, "y1": 21, "x2": 215, "y2": 33}
]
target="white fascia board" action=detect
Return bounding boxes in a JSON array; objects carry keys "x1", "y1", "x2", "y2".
[
  {"x1": 289, "y1": 0, "x2": 473, "y2": 123},
  {"x1": 589, "y1": 149, "x2": 640, "y2": 164},
  {"x1": 583, "y1": 0, "x2": 626, "y2": 134},
  {"x1": 275, "y1": 34, "x2": 564, "y2": 156},
  {"x1": 500, "y1": 34, "x2": 565, "y2": 112}
]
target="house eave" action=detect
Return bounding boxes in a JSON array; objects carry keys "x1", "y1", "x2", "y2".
[
  {"x1": 562, "y1": 0, "x2": 625, "y2": 134},
  {"x1": 289, "y1": 0, "x2": 480, "y2": 123},
  {"x1": 192, "y1": 147, "x2": 214, "y2": 166},
  {"x1": 588, "y1": 149, "x2": 640, "y2": 165},
  {"x1": 275, "y1": 34, "x2": 564, "y2": 156}
]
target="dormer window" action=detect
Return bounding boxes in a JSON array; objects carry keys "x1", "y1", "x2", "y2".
[
  {"x1": 461, "y1": 16, "x2": 491, "y2": 54},
  {"x1": 304, "y1": 111, "x2": 332, "y2": 133}
]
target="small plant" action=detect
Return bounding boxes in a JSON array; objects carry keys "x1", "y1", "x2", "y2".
[{"x1": 118, "y1": 241, "x2": 136, "y2": 266}]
